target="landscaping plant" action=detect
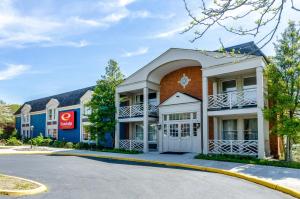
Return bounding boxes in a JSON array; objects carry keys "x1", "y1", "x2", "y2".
[
  {"x1": 87, "y1": 59, "x2": 124, "y2": 146},
  {"x1": 264, "y1": 21, "x2": 300, "y2": 161}
]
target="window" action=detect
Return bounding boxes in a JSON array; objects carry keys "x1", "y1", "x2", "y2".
[
  {"x1": 243, "y1": 76, "x2": 256, "y2": 89},
  {"x1": 135, "y1": 124, "x2": 143, "y2": 141},
  {"x1": 222, "y1": 120, "x2": 237, "y2": 140},
  {"x1": 83, "y1": 104, "x2": 92, "y2": 116},
  {"x1": 193, "y1": 123, "x2": 198, "y2": 136},
  {"x1": 163, "y1": 115, "x2": 168, "y2": 121},
  {"x1": 48, "y1": 108, "x2": 57, "y2": 121},
  {"x1": 181, "y1": 123, "x2": 190, "y2": 137},
  {"x1": 48, "y1": 129, "x2": 58, "y2": 139},
  {"x1": 169, "y1": 124, "x2": 179, "y2": 137},
  {"x1": 222, "y1": 80, "x2": 237, "y2": 93},
  {"x1": 135, "y1": 95, "x2": 143, "y2": 104},
  {"x1": 148, "y1": 124, "x2": 157, "y2": 142},
  {"x1": 163, "y1": 124, "x2": 168, "y2": 136},
  {"x1": 244, "y1": 119, "x2": 258, "y2": 140},
  {"x1": 82, "y1": 126, "x2": 90, "y2": 141}
]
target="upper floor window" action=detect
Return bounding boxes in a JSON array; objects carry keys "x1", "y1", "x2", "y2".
[
  {"x1": 47, "y1": 108, "x2": 57, "y2": 121},
  {"x1": 22, "y1": 114, "x2": 30, "y2": 123},
  {"x1": 83, "y1": 104, "x2": 92, "y2": 116},
  {"x1": 243, "y1": 76, "x2": 257, "y2": 90},
  {"x1": 222, "y1": 80, "x2": 237, "y2": 93}
]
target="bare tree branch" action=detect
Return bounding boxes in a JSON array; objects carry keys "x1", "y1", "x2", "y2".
[{"x1": 182, "y1": 0, "x2": 299, "y2": 51}]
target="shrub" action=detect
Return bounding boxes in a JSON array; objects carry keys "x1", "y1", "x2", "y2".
[
  {"x1": 6, "y1": 137, "x2": 22, "y2": 146},
  {"x1": 41, "y1": 138, "x2": 52, "y2": 146},
  {"x1": 29, "y1": 134, "x2": 45, "y2": 146},
  {"x1": 65, "y1": 142, "x2": 74, "y2": 149},
  {"x1": 0, "y1": 139, "x2": 6, "y2": 146},
  {"x1": 74, "y1": 142, "x2": 90, "y2": 150}
]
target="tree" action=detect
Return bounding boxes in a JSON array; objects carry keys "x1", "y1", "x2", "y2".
[
  {"x1": 182, "y1": 0, "x2": 300, "y2": 49},
  {"x1": 0, "y1": 100, "x2": 14, "y2": 128},
  {"x1": 87, "y1": 59, "x2": 124, "y2": 145},
  {"x1": 264, "y1": 21, "x2": 300, "y2": 161}
]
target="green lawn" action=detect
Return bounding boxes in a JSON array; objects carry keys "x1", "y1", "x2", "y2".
[{"x1": 195, "y1": 154, "x2": 300, "y2": 169}]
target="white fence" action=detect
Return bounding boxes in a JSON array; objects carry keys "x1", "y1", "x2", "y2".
[
  {"x1": 119, "y1": 139, "x2": 144, "y2": 151},
  {"x1": 209, "y1": 140, "x2": 258, "y2": 156},
  {"x1": 119, "y1": 104, "x2": 158, "y2": 118},
  {"x1": 208, "y1": 89, "x2": 257, "y2": 110}
]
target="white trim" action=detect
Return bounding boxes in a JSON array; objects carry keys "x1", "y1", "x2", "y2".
[{"x1": 208, "y1": 107, "x2": 258, "y2": 116}]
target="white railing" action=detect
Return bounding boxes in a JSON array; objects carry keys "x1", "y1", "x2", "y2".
[
  {"x1": 119, "y1": 139, "x2": 144, "y2": 151},
  {"x1": 209, "y1": 140, "x2": 258, "y2": 156},
  {"x1": 119, "y1": 104, "x2": 158, "y2": 118},
  {"x1": 208, "y1": 89, "x2": 257, "y2": 110}
]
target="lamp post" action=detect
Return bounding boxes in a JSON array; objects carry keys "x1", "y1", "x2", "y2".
[{"x1": 30, "y1": 125, "x2": 34, "y2": 149}]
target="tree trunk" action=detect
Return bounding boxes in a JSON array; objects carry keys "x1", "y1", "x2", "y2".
[{"x1": 285, "y1": 136, "x2": 292, "y2": 161}]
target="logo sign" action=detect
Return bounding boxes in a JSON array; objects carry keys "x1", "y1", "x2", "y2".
[{"x1": 59, "y1": 111, "x2": 75, "y2": 129}]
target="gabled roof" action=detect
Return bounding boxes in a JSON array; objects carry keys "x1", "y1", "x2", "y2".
[
  {"x1": 15, "y1": 86, "x2": 95, "y2": 115},
  {"x1": 160, "y1": 92, "x2": 201, "y2": 106},
  {"x1": 219, "y1": 41, "x2": 266, "y2": 57}
]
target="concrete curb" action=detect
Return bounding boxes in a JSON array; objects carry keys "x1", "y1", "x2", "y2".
[
  {"x1": 0, "y1": 174, "x2": 47, "y2": 197},
  {"x1": 53, "y1": 152, "x2": 300, "y2": 199},
  {"x1": 1, "y1": 151, "x2": 300, "y2": 198}
]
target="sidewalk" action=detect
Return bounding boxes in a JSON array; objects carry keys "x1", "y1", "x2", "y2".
[{"x1": 1, "y1": 146, "x2": 300, "y2": 192}]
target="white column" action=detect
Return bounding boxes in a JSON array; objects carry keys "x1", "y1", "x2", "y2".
[
  {"x1": 213, "y1": 80, "x2": 218, "y2": 95},
  {"x1": 143, "y1": 87, "x2": 149, "y2": 153},
  {"x1": 213, "y1": 117, "x2": 218, "y2": 140},
  {"x1": 115, "y1": 92, "x2": 120, "y2": 149},
  {"x1": 202, "y1": 76, "x2": 209, "y2": 154},
  {"x1": 256, "y1": 67, "x2": 266, "y2": 158},
  {"x1": 237, "y1": 118, "x2": 244, "y2": 140}
]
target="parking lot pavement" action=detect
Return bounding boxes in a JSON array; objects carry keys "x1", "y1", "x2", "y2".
[{"x1": 0, "y1": 155, "x2": 295, "y2": 199}]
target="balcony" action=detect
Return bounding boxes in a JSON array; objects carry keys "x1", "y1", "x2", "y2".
[
  {"x1": 209, "y1": 140, "x2": 258, "y2": 156},
  {"x1": 208, "y1": 89, "x2": 257, "y2": 111},
  {"x1": 119, "y1": 104, "x2": 158, "y2": 119}
]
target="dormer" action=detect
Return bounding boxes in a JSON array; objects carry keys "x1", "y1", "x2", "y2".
[
  {"x1": 21, "y1": 104, "x2": 31, "y2": 124},
  {"x1": 46, "y1": 98, "x2": 59, "y2": 122},
  {"x1": 80, "y1": 90, "x2": 93, "y2": 117}
]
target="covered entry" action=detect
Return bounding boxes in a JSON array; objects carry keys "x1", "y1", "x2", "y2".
[{"x1": 159, "y1": 92, "x2": 202, "y2": 153}]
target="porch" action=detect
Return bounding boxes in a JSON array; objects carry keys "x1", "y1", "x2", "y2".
[
  {"x1": 207, "y1": 115, "x2": 260, "y2": 156},
  {"x1": 118, "y1": 122, "x2": 158, "y2": 152}
]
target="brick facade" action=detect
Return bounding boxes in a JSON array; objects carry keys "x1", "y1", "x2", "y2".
[{"x1": 160, "y1": 66, "x2": 213, "y2": 103}]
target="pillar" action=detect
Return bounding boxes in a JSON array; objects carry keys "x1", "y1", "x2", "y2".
[
  {"x1": 256, "y1": 67, "x2": 266, "y2": 158},
  {"x1": 143, "y1": 87, "x2": 149, "y2": 153},
  {"x1": 202, "y1": 76, "x2": 209, "y2": 154},
  {"x1": 115, "y1": 92, "x2": 120, "y2": 149}
]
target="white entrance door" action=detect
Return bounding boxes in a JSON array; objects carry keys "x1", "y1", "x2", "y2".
[{"x1": 166, "y1": 122, "x2": 192, "y2": 152}]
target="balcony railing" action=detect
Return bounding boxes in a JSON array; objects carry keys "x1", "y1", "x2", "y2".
[
  {"x1": 119, "y1": 139, "x2": 143, "y2": 151},
  {"x1": 209, "y1": 140, "x2": 258, "y2": 156},
  {"x1": 208, "y1": 89, "x2": 257, "y2": 110},
  {"x1": 119, "y1": 104, "x2": 158, "y2": 118}
]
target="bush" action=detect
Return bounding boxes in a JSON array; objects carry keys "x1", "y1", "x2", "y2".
[
  {"x1": 6, "y1": 137, "x2": 22, "y2": 146},
  {"x1": 41, "y1": 138, "x2": 52, "y2": 146},
  {"x1": 65, "y1": 142, "x2": 74, "y2": 149},
  {"x1": 0, "y1": 139, "x2": 6, "y2": 146},
  {"x1": 30, "y1": 134, "x2": 44, "y2": 146},
  {"x1": 74, "y1": 142, "x2": 90, "y2": 150},
  {"x1": 51, "y1": 140, "x2": 66, "y2": 148}
]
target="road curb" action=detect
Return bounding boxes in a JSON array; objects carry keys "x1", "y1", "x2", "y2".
[
  {"x1": 0, "y1": 174, "x2": 47, "y2": 197},
  {"x1": 53, "y1": 152, "x2": 300, "y2": 199},
  {"x1": 1, "y1": 151, "x2": 300, "y2": 198}
]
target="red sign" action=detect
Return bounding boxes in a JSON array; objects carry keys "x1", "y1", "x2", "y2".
[{"x1": 59, "y1": 111, "x2": 75, "y2": 129}]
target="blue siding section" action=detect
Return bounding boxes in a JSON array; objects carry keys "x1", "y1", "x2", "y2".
[
  {"x1": 15, "y1": 117, "x2": 21, "y2": 135},
  {"x1": 58, "y1": 108, "x2": 81, "y2": 143},
  {"x1": 30, "y1": 114, "x2": 46, "y2": 137}
]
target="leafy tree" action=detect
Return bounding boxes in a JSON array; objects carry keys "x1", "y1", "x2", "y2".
[
  {"x1": 87, "y1": 59, "x2": 124, "y2": 145},
  {"x1": 264, "y1": 21, "x2": 300, "y2": 161},
  {"x1": 0, "y1": 100, "x2": 14, "y2": 128},
  {"x1": 183, "y1": 0, "x2": 300, "y2": 49}
]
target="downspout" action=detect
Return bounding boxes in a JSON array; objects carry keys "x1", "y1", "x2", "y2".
[{"x1": 201, "y1": 100, "x2": 203, "y2": 154}]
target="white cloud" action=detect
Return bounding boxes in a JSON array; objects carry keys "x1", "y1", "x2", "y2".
[
  {"x1": 0, "y1": 0, "x2": 141, "y2": 48},
  {"x1": 151, "y1": 27, "x2": 185, "y2": 39},
  {"x1": 0, "y1": 64, "x2": 30, "y2": 80},
  {"x1": 122, "y1": 47, "x2": 149, "y2": 57}
]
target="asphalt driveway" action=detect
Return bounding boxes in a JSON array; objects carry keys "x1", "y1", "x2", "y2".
[{"x1": 0, "y1": 155, "x2": 295, "y2": 199}]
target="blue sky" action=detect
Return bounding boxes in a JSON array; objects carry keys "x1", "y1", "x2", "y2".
[{"x1": 0, "y1": 0, "x2": 300, "y2": 104}]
